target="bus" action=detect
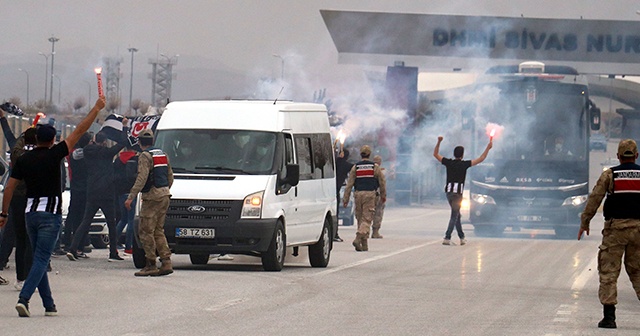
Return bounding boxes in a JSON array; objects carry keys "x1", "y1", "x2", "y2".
[{"x1": 467, "y1": 61, "x2": 601, "y2": 238}]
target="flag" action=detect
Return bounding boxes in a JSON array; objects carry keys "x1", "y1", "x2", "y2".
[
  {"x1": 99, "y1": 114, "x2": 161, "y2": 146},
  {"x1": 127, "y1": 115, "x2": 161, "y2": 147}
]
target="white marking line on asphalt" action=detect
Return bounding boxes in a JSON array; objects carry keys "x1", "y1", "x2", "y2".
[
  {"x1": 382, "y1": 209, "x2": 446, "y2": 224},
  {"x1": 309, "y1": 240, "x2": 441, "y2": 278},
  {"x1": 205, "y1": 298, "x2": 247, "y2": 312},
  {"x1": 571, "y1": 255, "x2": 598, "y2": 292}
]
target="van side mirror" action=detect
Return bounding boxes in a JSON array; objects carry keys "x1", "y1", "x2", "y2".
[
  {"x1": 590, "y1": 106, "x2": 601, "y2": 131},
  {"x1": 284, "y1": 164, "x2": 299, "y2": 186}
]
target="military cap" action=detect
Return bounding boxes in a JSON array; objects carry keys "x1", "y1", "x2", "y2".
[{"x1": 618, "y1": 139, "x2": 638, "y2": 157}]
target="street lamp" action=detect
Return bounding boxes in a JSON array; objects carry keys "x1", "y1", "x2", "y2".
[
  {"x1": 128, "y1": 47, "x2": 138, "y2": 114},
  {"x1": 18, "y1": 68, "x2": 29, "y2": 107},
  {"x1": 272, "y1": 54, "x2": 285, "y2": 80},
  {"x1": 53, "y1": 74, "x2": 61, "y2": 105},
  {"x1": 48, "y1": 36, "x2": 59, "y2": 105},
  {"x1": 38, "y1": 52, "x2": 49, "y2": 104}
]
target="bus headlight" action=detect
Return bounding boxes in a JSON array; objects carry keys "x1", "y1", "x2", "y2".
[
  {"x1": 241, "y1": 191, "x2": 264, "y2": 219},
  {"x1": 562, "y1": 195, "x2": 588, "y2": 206},
  {"x1": 471, "y1": 193, "x2": 496, "y2": 205}
]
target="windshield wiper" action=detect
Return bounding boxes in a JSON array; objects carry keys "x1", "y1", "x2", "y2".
[
  {"x1": 195, "y1": 166, "x2": 253, "y2": 174},
  {"x1": 172, "y1": 167, "x2": 198, "y2": 174}
]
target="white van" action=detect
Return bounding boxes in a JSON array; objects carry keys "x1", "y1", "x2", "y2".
[{"x1": 137, "y1": 100, "x2": 337, "y2": 271}]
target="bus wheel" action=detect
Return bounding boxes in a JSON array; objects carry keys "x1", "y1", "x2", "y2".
[
  {"x1": 554, "y1": 226, "x2": 577, "y2": 239},
  {"x1": 474, "y1": 225, "x2": 504, "y2": 237}
]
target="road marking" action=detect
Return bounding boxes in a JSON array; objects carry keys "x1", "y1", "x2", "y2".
[
  {"x1": 571, "y1": 255, "x2": 598, "y2": 292},
  {"x1": 309, "y1": 240, "x2": 441, "y2": 278},
  {"x1": 205, "y1": 298, "x2": 248, "y2": 312}
]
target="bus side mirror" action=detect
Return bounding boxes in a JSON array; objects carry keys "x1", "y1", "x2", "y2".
[
  {"x1": 590, "y1": 107, "x2": 601, "y2": 131},
  {"x1": 284, "y1": 164, "x2": 299, "y2": 187}
]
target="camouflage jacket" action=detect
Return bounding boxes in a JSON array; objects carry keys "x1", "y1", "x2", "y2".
[{"x1": 581, "y1": 168, "x2": 640, "y2": 230}]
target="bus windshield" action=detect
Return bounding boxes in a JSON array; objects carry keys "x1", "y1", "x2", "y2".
[
  {"x1": 154, "y1": 129, "x2": 277, "y2": 175},
  {"x1": 476, "y1": 80, "x2": 588, "y2": 162}
]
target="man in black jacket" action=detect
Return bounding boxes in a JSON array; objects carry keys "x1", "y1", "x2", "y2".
[
  {"x1": 61, "y1": 132, "x2": 92, "y2": 252},
  {"x1": 66, "y1": 127, "x2": 127, "y2": 262},
  {"x1": 334, "y1": 149, "x2": 353, "y2": 242}
]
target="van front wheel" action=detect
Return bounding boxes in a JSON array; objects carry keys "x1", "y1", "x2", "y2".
[
  {"x1": 308, "y1": 217, "x2": 331, "y2": 267},
  {"x1": 261, "y1": 221, "x2": 286, "y2": 271}
]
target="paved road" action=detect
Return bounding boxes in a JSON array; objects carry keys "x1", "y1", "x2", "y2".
[
  {"x1": 0, "y1": 205, "x2": 637, "y2": 335},
  {"x1": 0, "y1": 142, "x2": 637, "y2": 335}
]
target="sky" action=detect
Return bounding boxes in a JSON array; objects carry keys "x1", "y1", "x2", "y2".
[{"x1": 1, "y1": 0, "x2": 639, "y2": 108}]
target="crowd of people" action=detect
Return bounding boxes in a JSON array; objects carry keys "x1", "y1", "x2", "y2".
[{"x1": 0, "y1": 97, "x2": 174, "y2": 317}]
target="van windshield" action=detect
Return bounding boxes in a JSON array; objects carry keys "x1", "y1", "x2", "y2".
[{"x1": 155, "y1": 129, "x2": 277, "y2": 175}]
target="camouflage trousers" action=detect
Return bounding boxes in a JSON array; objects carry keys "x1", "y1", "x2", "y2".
[
  {"x1": 138, "y1": 196, "x2": 172, "y2": 261},
  {"x1": 598, "y1": 222, "x2": 640, "y2": 305},
  {"x1": 373, "y1": 195, "x2": 385, "y2": 230},
  {"x1": 355, "y1": 191, "x2": 377, "y2": 236}
]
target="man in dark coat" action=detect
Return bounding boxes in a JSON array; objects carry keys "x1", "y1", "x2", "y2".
[{"x1": 66, "y1": 127, "x2": 128, "y2": 262}]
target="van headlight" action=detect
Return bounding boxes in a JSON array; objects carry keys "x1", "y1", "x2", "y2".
[
  {"x1": 471, "y1": 193, "x2": 496, "y2": 205},
  {"x1": 562, "y1": 195, "x2": 588, "y2": 206},
  {"x1": 241, "y1": 191, "x2": 264, "y2": 219}
]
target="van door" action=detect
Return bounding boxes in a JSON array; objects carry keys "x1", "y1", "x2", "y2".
[
  {"x1": 277, "y1": 133, "x2": 301, "y2": 241},
  {"x1": 287, "y1": 135, "x2": 315, "y2": 243}
]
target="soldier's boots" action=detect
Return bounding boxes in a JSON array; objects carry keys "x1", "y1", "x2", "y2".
[
  {"x1": 371, "y1": 228, "x2": 383, "y2": 239},
  {"x1": 134, "y1": 259, "x2": 159, "y2": 277},
  {"x1": 360, "y1": 236, "x2": 368, "y2": 251},
  {"x1": 156, "y1": 258, "x2": 174, "y2": 276},
  {"x1": 598, "y1": 304, "x2": 617, "y2": 329},
  {"x1": 352, "y1": 234, "x2": 363, "y2": 252}
]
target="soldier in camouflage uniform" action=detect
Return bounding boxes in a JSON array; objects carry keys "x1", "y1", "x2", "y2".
[
  {"x1": 125, "y1": 129, "x2": 174, "y2": 277},
  {"x1": 579, "y1": 139, "x2": 640, "y2": 329},
  {"x1": 371, "y1": 155, "x2": 386, "y2": 239},
  {"x1": 343, "y1": 145, "x2": 386, "y2": 251}
]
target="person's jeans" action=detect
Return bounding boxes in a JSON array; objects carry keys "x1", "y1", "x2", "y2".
[
  {"x1": 116, "y1": 194, "x2": 136, "y2": 250},
  {"x1": 444, "y1": 193, "x2": 464, "y2": 240},
  {"x1": 21, "y1": 211, "x2": 61, "y2": 308}
]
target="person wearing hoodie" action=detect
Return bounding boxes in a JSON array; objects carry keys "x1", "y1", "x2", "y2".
[
  {"x1": 61, "y1": 132, "x2": 92, "y2": 253},
  {"x1": 66, "y1": 121, "x2": 128, "y2": 262}
]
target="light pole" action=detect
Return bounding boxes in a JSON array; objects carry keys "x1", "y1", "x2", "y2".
[
  {"x1": 18, "y1": 68, "x2": 29, "y2": 107},
  {"x1": 53, "y1": 74, "x2": 61, "y2": 105},
  {"x1": 272, "y1": 54, "x2": 285, "y2": 80},
  {"x1": 38, "y1": 52, "x2": 49, "y2": 104},
  {"x1": 48, "y1": 36, "x2": 59, "y2": 105},
  {"x1": 159, "y1": 53, "x2": 179, "y2": 105},
  {"x1": 128, "y1": 47, "x2": 138, "y2": 114}
]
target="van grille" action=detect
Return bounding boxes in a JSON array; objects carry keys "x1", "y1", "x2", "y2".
[{"x1": 167, "y1": 199, "x2": 242, "y2": 223}]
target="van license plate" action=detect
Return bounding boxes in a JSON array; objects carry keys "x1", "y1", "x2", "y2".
[
  {"x1": 176, "y1": 228, "x2": 215, "y2": 238},
  {"x1": 517, "y1": 215, "x2": 542, "y2": 222}
]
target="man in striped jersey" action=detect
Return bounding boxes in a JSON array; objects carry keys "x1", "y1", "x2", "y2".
[
  {"x1": 0, "y1": 97, "x2": 106, "y2": 317},
  {"x1": 433, "y1": 136, "x2": 492, "y2": 246},
  {"x1": 579, "y1": 139, "x2": 640, "y2": 329},
  {"x1": 343, "y1": 145, "x2": 386, "y2": 252}
]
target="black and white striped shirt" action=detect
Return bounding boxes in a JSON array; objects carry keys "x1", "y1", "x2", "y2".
[{"x1": 11, "y1": 142, "x2": 69, "y2": 215}]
